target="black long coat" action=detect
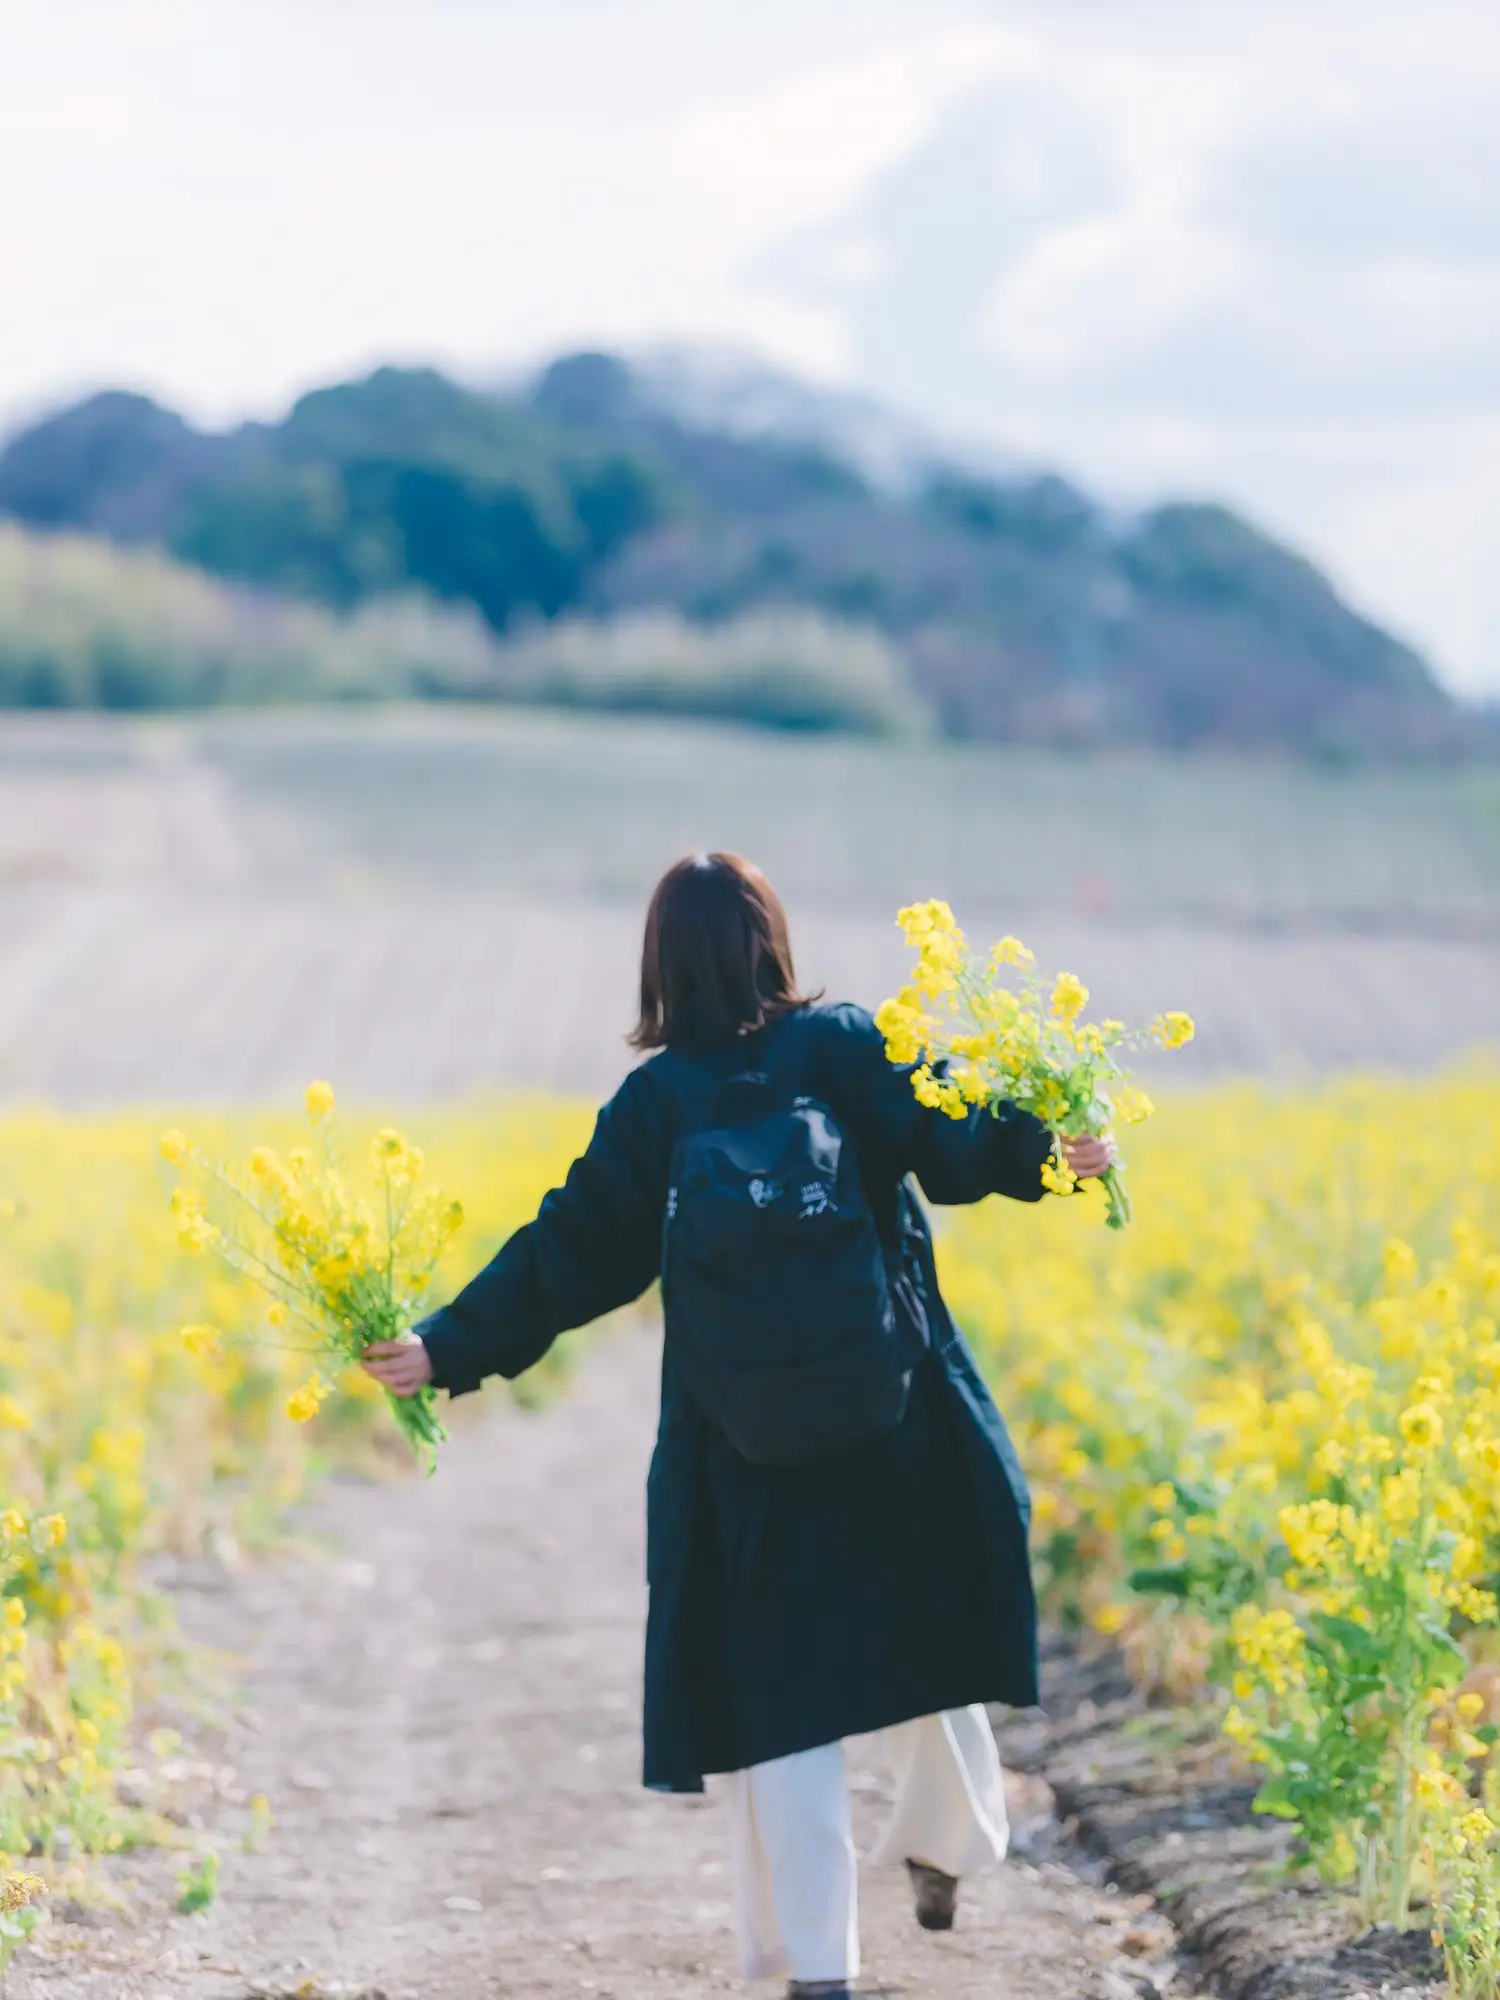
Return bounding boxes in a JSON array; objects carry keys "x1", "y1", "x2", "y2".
[{"x1": 418, "y1": 1002, "x2": 1053, "y2": 1793}]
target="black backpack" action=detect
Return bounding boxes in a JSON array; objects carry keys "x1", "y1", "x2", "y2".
[{"x1": 657, "y1": 1011, "x2": 911, "y2": 1466}]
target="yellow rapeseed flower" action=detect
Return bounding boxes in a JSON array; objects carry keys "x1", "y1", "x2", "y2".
[
  {"x1": 285, "y1": 1376, "x2": 331, "y2": 1424},
  {"x1": 0, "y1": 1872, "x2": 42, "y2": 1914},
  {"x1": 1152, "y1": 1011, "x2": 1196, "y2": 1050},
  {"x1": 990, "y1": 935, "x2": 1034, "y2": 968},
  {"x1": 1417, "y1": 1766, "x2": 1466, "y2": 1809},
  {"x1": 1382, "y1": 1237, "x2": 1419, "y2": 1286},
  {"x1": 305, "y1": 1079, "x2": 336, "y2": 1120},
  {"x1": 874, "y1": 996, "x2": 926, "y2": 1065},
  {"x1": 1399, "y1": 1401, "x2": 1444, "y2": 1453},
  {"x1": 1050, "y1": 972, "x2": 1089, "y2": 1021},
  {"x1": 1379, "y1": 1468, "x2": 1423, "y2": 1530},
  {"x1": 897, "y1": 898, "x2": 959, "y2": 943}
]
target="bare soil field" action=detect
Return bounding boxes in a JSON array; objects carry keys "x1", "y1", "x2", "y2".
[
  {"x1": 10, "y1": 1329, "x2": 1202, "y2": 2000},
  {"x1": 1, "y1": 708, "x2": 1496, "y2": 1103}
]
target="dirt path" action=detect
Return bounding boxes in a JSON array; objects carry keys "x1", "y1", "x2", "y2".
[{"x1": 17, "y1": 1329, "x2": 1188, "y2": 2000}]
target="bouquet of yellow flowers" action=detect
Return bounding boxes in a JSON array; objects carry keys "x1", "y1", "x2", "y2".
[
  {"x1": 161, "y1": 1081, "x2": 464, "y2": 1471},
  {"x1": 876, "y1": 900, "x2": 1195, "y2": 1229}
]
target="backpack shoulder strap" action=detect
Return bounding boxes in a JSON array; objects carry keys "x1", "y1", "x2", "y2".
[
  {"x1": 650, "y1": 1007, "x2": 823, "y2": 1132},
  {"x1": 763, "y1": 1004, "x2": 821, "y2": 1097},
  {"x1": 648, "y1": 1047, "x2": 717, "y2": 1125}
]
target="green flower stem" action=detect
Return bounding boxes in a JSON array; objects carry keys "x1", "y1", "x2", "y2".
[{"x1": 384, "y1": 1383, "x2": 447, "y2": 1475}]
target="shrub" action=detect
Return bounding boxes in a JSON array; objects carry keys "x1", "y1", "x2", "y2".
[
  {"x1": 0, "y1": 526, "x2": 494, "y2": 709},
  {"x1": 482, "y1": 607, "x2": 933, "y2": 736},
  {"x1": 0, "y1": 527, "x2": 930, "y2": 735}
]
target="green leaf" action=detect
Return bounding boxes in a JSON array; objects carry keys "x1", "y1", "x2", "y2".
[
  {"x1": 1252, "y1": 1776, "x2": 1306, "y2": 1820},
  {"x1": 1308, "y1": 1612, "x2": 1382, "y2": 1660},
  {"x1": 175, "y1": 1850, "x2": 219, "y2": 1916},
  {"x1": 1128, "y1": 1564, "x2": 1193, "y2": 1599}
]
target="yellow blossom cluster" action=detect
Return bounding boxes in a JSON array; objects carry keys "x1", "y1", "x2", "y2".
[
  {"x1": 161, "y1": 1082, "x2": 478, "y2": 1469},
  {"x1": 0, "y1": 1870, "x2": 41, "y2": 1914},
  {"x1": 0, "y1": 1861, "x2": 44, "y2": 1974},
  {"x1": 877, "y1": 900, "x2": 1192, "y2": 1228}
]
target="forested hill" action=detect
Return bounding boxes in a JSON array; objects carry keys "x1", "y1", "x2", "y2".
[{"x1": 0, "y1": 351, "x2": 1471, "y2": 754}]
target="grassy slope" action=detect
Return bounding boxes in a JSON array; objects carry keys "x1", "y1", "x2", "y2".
[
  {"x1": 170, "y1": 704, "x2": 1500, "y2": 931},
  {"x1": 0, "y1": 708, "x2": 1495, "y2": 1103}
]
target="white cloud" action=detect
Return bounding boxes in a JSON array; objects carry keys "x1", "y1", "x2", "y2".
[
  {"x1": 0, "y1": 0, "x2": 1497, "y2": 692},
  {"x1": 770, "y1": 2, "x2": 1500, "y2": 692},
  {"x1": 0, "y1": 6, "x2": 1004, "y2": 411}
]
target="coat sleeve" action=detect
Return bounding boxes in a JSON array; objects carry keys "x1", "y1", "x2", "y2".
[
  {"x1": 817, "y1": 1002, "x2": 1053, "y2": 1206},
  {"x1": 417, "y1": 1069, "x2": 666, "y2": 1396}
]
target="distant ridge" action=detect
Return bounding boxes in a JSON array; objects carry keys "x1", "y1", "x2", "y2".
[
  {"x1": 610, "y1": 344, "x2": 1039, "y2": 493},
  {"x1": 0, "y1": 351, "x2": 1478, "y2": 757}
]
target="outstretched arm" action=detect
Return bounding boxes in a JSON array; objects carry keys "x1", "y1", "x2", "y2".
[{"x1": 368, "y1": 1073, "x2": 665, "y2": 1400}]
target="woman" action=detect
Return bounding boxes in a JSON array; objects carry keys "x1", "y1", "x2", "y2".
[{"x1": 365, "y1": 853, "x2": 1110, "y2": 1999}]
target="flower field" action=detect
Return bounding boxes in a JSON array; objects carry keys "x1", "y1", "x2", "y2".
[
  {"x1": 0, "y1": 1098, "x2": 592, "y2": 1892},
  {"x1": 1, "y1": 1072, "x2": 1499, "y2": 1988},
  {"x1": 945, "y1": 1069, "x2": 1500, "y2": 1987}
]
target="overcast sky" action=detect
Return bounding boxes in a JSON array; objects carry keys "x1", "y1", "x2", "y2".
[{"x1": 3, "y1": 0, "x2": 1497, "y2": 694}]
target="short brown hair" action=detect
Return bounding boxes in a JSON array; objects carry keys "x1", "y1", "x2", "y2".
[{"x1": 630, "y1": 852, "x2": 816, "y2": 1053}]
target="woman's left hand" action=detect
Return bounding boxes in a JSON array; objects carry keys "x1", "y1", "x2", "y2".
[
  {"x1": 362, "y1": 1338, "x2": 435, "y2": 1397},
  {"x1": 1061, "y1": 1132, "x2": 1115, "y2": 1180}
]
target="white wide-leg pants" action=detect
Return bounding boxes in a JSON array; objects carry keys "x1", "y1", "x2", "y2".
[{"x1": 723, "y1": 1706, "x2": 1009, "y2": 1984}]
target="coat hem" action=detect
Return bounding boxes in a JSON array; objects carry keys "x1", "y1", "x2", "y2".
[{"x1": 642, "y1": 1670, "x2": 1037, "y2": 1794}]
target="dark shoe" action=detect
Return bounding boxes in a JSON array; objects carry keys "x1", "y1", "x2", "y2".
[
  {"x1": 906, "y1": 1856, "x2": 959, "y2": 1931},
  {"x1": 786, "y1": 1985, "x2": 904, "y2": 1998}
]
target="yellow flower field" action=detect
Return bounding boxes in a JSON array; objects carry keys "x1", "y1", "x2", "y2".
[
  {"x1": 941, "y1": 1067, "x2": 1500, "y2": 1960},
  {"x1": 942, "y1": 1073, "x2": 1500, "y2": 1626},
  {"x1": 1, "y1": 1072, "x2": 1498, "y2": 1985},
  {"x1": 0, "y1": 1097, "x2": 592, "y2": 1872}
]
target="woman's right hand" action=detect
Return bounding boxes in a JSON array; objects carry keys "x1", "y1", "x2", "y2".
[
  {"x1": 1060, "y1": 1132, "x2": 1114, "y2": 1181},
  {"x1": 362, "y1": 1338, "x2": 435, "y2": 1398}
]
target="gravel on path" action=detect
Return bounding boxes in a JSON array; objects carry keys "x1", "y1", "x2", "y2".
[{"x1": 14, "y1": 1328, "x2": 1189, "y2": 2000}]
